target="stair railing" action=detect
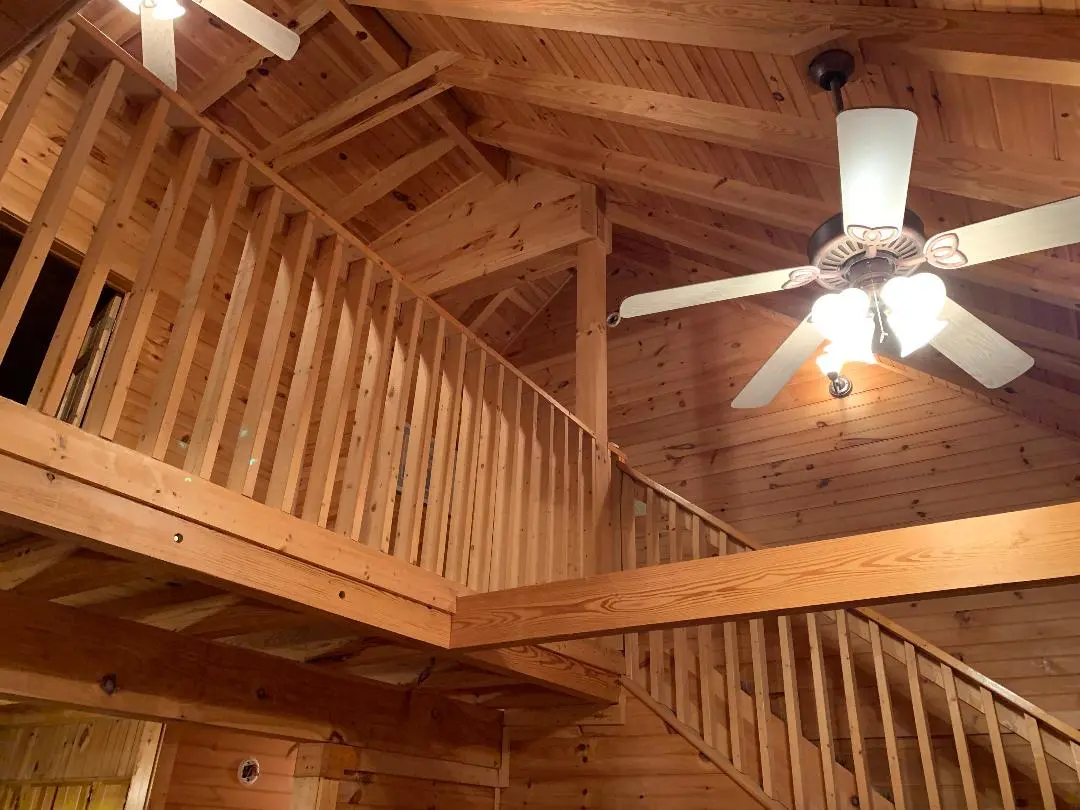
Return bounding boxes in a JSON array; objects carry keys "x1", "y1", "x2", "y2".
[{"x1": 616, "y1": 462, "x2": 1080, "y2": 810}]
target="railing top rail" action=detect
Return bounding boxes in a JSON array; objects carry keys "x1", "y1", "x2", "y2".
[
  {"x1": 616, "y1": 457, "x2": 1080, "y2": 747},
  {"x1": 68, "y1": 16, "x2": 598, "y2": 445}
]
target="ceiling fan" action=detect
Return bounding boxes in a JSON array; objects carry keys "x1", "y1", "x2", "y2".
[
  {"x1": 115, "y1": 0, "x2": 301, "y2": 91},
  {"x1": 616, "y1": 50, "x2": 1062, "y2": 409}
]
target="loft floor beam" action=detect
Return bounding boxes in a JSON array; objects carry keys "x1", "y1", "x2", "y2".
[
  {"x1": 441, "y1": 59, "x2": 1080, "y2": 209},
  {"x1": 449, "y1": 500, "x2": 1080, "y2": 649},
  {"x1": 0, "y1": 588, "x2": 502, "y2": 751}
]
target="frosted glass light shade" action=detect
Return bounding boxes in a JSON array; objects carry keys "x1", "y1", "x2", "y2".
[
  {"x1": 882, "y1": 273, "x2": 947, "y2": 356},
  {"x1": 811, "y1": 289, "x2": 876, "y2": 375},
  {"x1": 837, "y1": 108, "x2": 918, "y2": 237},
  {"x1": 118, "y1": 0, "x2": 142, "y2": 14},
  {"x1": 152, "y1": 0, "x2": 185, "y2": 19}
]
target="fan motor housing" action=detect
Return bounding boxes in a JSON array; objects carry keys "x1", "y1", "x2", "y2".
[{"x1": 807, "y1": 209, "x2": 927, "y2": 288}]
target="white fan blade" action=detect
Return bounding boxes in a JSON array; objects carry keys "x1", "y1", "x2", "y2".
[
  {"x1": 924, "y1": 195, "x2": 1080, "y2": 271},
  {"x1": 141, "y1": 7, "x2": 178, "y2": 91},
  {"x1": 192, "y1": 0, "x2": 301, "y2": 60},
  {"x1": 930, "y1": 298, "x2": 1034, "y2": 389},
  {"x1": 732, "y1": 317, "x2": 824, "y2": 409},
  {"x1": 619, "y1": 267, "x2": 813, "y2": 319},
  {"x1": 837, "y1": 108, "x2": 918, "y2": 238}
]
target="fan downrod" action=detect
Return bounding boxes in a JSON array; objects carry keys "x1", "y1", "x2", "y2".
[{"x1": 808, "y1": 49, "x2": 855, "y2": 113}]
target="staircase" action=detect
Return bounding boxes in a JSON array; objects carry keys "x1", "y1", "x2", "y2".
[{"x1": 614, "y1": 464, "x2": 1080, "y2": 810}]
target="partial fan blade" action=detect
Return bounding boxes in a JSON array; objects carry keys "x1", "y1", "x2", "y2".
[
  {"x1": 192, "y1": 0, "x2": 300, "y2": 60},
  {"x1": 731, "y1": 317, "x2": 824, "y2": 409},
  {"x1": 930, "y1": 298, "x2": 1034, "y2": 388},
  {"x1": 924, "y1": 195, "x2": 1080, "y2": 270},
  {"x1": 619, "y1": 267, "x2": 811, "y2": 319},
  {"x1": 141, "y1": 7, "x2": 177, "y2": 90},
  {"x1": 837, "y1": 108, "x2": 918, "y2": 237}
]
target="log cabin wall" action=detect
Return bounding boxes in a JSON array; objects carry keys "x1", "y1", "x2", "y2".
[{"x1": 0, "y1": 710, "x2": 159, "y2": 809}]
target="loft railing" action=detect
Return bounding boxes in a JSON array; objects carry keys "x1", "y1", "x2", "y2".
[
  {"x1": 0, "y1": 20, "x2": 607, "y2": 594},
  {"x1": 616, "y1": 463, "x2": 1080, "y2": 809}
]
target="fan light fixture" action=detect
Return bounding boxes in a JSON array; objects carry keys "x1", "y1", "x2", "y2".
[{"x1": 616, "y1": 47, "x2": 1043, "y2": 409}]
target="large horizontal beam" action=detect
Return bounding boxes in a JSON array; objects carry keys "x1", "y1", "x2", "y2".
[
  {"x1": 356, "y1": 0, "x2": 1080, "y2": 64},
  {"x1": 0, "y1": 589, "x2": 503, "y2": 755},
  {"x1": 449, "y1": 501, "x2": 1080, "y2": 648},
  {"x1": 469, "y1": 120, "x2": 832, "y2": 234},
  {"x1": 442, "y1": 59, "x2": 1080, "y2": 209}
]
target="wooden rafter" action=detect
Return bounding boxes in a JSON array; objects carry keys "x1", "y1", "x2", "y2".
[
  {"x1": 330, "y1": 135, "x2": 456, "y2": 222},
  {"x1": 325, "y1": 0, "x2": 507, "y2": 183},
  {"x1": 441, "y1": 58, "x2": 1080, "y2": 209},
  {"x1": 258, "y1": 50, "x2": 461, "y2": 163},
  {"x1": 450, "y1": 499, "x2": 1080, "y2": 648},
  {"x1": 359, "y1": 0, "x2": 1080, "y2": 68}
]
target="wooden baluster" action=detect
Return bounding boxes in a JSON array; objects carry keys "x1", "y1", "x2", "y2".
[
  {"x1": 396, "y1": 316, "x2": 447, "y2": 564},
  {"x1": 550, "y1": 412, "x2": 569, "y2": 581},
  {"x1": 621, "y1": 472, "x2": 639, "y2": 681},
  {"x1": 644, "y1": 489, "x2": 663, "y2": 702},
  {"x1": 581, "y1": 436, "x2": 596, "y2": 577},
  {"x1": 980, "y1": 688, "x2": 1016, "y2": 809},
  {"x1": 365, "y1": 298, "x2": 425, "y2": 552},
  {"x1": 184, "y1": 186, "x2": 284, "y2": 480},
  {"x1": 523, "y1": 393, "x2": 543, "y2": 586},
  {"x1": 31, "y1": 95, "x2": 169, "y2": 416},
  {"x1": 301, "y1": 260, "x2": 377, "y2": 526},
  {"x1": 777, "y1": 615, "x2": 805, "y2": 810},
  {"x1": 535, "y1": 403, "x2": 556, "y2": 585},
  {"x1": 0, "y1": 24, "x2": 74, "y2": 187},
  {"x1": 84, "y1": 128, "x2": 211, "y2": 439},
  {"x1": 466, "y1": 362, "x2": 504, "y2": 591},
  {"x1": 444, "y1": 347, "x2": 486, "y2": 584},
  {"x1": 905, "y1": 642, "x2": 943, "y2": 810},
  {"x1": 720, "y1": 536, "x2": 743, "y2": 773},
  {"x1": 228, "y1": 211, "x2": 316, "y2": 495},
  {"x1": 1027, "y1": 715, "x2": 1057, "y2": 810},
  {"x1": 419, "y1": 330, "x2": 467, "y2": 575},
  {"x1": 488, "y1": 374, "x2": 520, "y2": 590},
  {"x1": 694, "y1": 521, "x2": 715, "y2": 747},
  {"x1": 807, "y1": 612, "x2": 838, "y2": 810},
  {"x1": 835, "y1": 611, "x2": 871, "y2": 810},
  {"x1": 506, "y1": 388, "x2": 533, "y2": 588},
  {"x1": 870, "y1": 622, "x2": 907, "y2": 810},
  {"x1": 749, "y1": 616, "x2": 773, "y2": 797},
  {"x1": 567, "y1": 426, "x2": 584, "y2": 579},
  {"x1": 334, "y1": 276, "x2": 401, "y2": 537},
  {"x1": 672, "y1": 509, "x2": 691, "y2": 726},
  {"x1": 1071, "y1": 740, "x2": 1080, "y2": 801},
  {"x1": 0, "y1": 61, "x2": 123, "y2": 360},
  {"x1": 941, "y1": 667, "x2": 978, "y2": 810},
  {"x1": 264, "y1": 235, "x2": 343, "y2": 512},
  {"x1": 138, "y1": 160, "x2": 250, "y2": 460}
]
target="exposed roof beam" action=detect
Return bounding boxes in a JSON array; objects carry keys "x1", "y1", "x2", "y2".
[
  {"x1": 436, "y1": 247, "x2": 576, "y2": 306},
  {"x1": 470, "y1": 120, "x2": 833, "y2": 234},
  {"x1": 330, "y1": 135, "x2": 457, "y2": 222},
  {"x1": 863, "y1": 34, "x2": 1080, "y2": 88},
  {"x1": 441, "y1": 59, "x2": 1080, "y2": 209},
  {"x1": 273, "y1": 80, "x2": 452, "y2": 171},
  {"x1": 188, "y1": 0, "x2": 330, "y2": 112},
  {"x1": 354, "y1": 0, "x2": 1080, "y2": 64},
  {"x1": 0, "y1": 588, "x2": 503, "y2": 744},
  {"x1": 450, "y1": 500, "x2": 1080, "y2": 648},
  {"x1": 328, "y1": 1, "x2": 507, "y2": 183},
  {"x1": 259, "y1": 50, "x2": 461, "y2": 163}
]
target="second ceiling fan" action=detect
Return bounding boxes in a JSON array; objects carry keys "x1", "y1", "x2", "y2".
[{"x1": 617, "y1": 50, "x2": 1062, "y2": 408}]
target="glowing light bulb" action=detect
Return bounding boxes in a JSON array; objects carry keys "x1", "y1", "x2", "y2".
[
  {"x1": 882, "y1": 273, "x2": 948, "y2": 357},
  {"x1": 810, "y1": 289, "x2": 876, "y2": 375},
  {"x1": 152, "y1": 0, "x2": 185, "y2": 19},
  {"x1": 117, "y1": 0, "x2": 142, "y2": 14}
]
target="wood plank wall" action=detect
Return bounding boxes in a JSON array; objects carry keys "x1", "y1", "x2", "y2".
[
  {"x1": 0, "y1": 712, "x2": 155, "y2": 809},
  {"x1": 162, "y1": 726, "x2": 296, "y2": 810},
  {"x1": 503, "y1": 692, "x2": 768, "y2": 810}
]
